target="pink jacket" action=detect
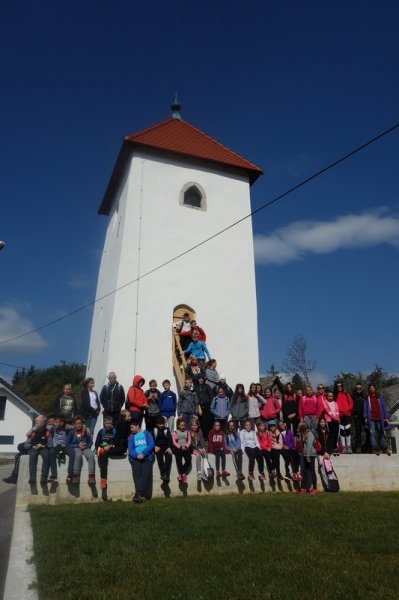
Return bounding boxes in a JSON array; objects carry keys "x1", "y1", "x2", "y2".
[
  {"x1": 260, "y1": 397, "x2": 281, "y2": 421},
  {"x1": 298, "y1": 394, "x2": 318, "y2": 418}
]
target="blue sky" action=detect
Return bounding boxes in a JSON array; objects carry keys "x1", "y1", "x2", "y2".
[{"x1": 0, "y1": 0, "x2": 398, "y2": 385}]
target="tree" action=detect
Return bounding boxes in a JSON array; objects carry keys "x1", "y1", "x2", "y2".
[
  {"x1": 291, "y1": 373, "x2": 306, "y2": 392},
  {"x1": 12, "y1": 362, "x2": 87, "y2": 414},
  {"x1": 282, "y1": 335, "x2": 316, "y2": 386}
]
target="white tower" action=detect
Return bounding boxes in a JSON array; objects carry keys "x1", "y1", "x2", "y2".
[{"x1": 87, "y1": 100, "x2": 263, "y2": 392}]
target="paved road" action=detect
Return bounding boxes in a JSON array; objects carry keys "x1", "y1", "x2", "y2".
[{"x1": 0, "y1": 463, "x2": 17, "y2": 600}]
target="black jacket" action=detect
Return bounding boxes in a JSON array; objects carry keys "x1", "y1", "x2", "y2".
[
  {"x1": 194, "y1": 382, "x2": 214, "y2": 408},
  {"x1": 100, "y1": 382, "x2": 125, "y2": 415},
  {"x1": 80, "y1": 390, "x2": 101, "y2": 419}
]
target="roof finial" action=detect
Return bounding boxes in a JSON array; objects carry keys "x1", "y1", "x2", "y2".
[{"x1": 171, "y1": 93, "x2": 182, "y2": 120}]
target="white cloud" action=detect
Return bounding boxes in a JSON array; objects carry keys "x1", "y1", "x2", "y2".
[
  {"x1": 0, "y1": 307, "x2": 47, "y2": 353},
  {"x1": 254, "y1": 209, "x2": 399, "y2": 265},
  {"x1": 65, "y1": 274, "x2": 91, "y2": 288}
]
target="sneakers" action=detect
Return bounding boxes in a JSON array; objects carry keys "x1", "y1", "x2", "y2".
[
  {"x1": 97, "y1": 447, "x2": 104, "y2": 458},
  {"x1": 382, "y1": 449, "x2": 391, "y2": 456},
  {"x1": 216, "y1": 471, "x2": 222, "y2": 478},
  {"x1": 298, "y1": 488, "x2": 307, "y2": 495},
  {"x1": 181, "y1": 473, "x2": 188, "y2": 484},
  {"x1": 293, "y1": 473, "x2": 303, "y2": 481},
  {"x1": 284, "y1": 473, "x2": 293, "y2": 481},
  {"x1": 88, "y1": 475, "x2": 96, "y2": 486},
  {"x1": 258, "y1": 473, "x2": 266, "y2": 481},
  {"x1": 248, "y1": 473, "x2": 255, "y2": 481},
  {"x1": 222, "y1": 470, "x2": 230, "y2": 477},
  {"x1": 177, "y1": 474, "x2": 182, "y2": 481},
  {"x1": 346, "y1": 447, "x2": 353, "y2": 454},
  {"x1": 197, "y1": 471, "x2": 202, "y2": 481},
  {"x1": 66, "y1": 475, "x2": 72, "y2": 483},
  {"x1": 49, "y1": 475, "x2": 57, "y2": 481},
  {"x1": 100, "y1": 478, "x2": 107, "y2": 489},
  {"x1": 237, "y1": 472, "x2": 246, "y2": 480},
  {"x1": 133, "y1": 493, "x2": 143, "y2": 503},
  {"x1": 371, "y1": 448, "x2": 380, "y2": 455},
  {"x1": 309, "y1": 489, "x2": 318, "y2": 496},
  {"x1": 270, "y1": 470, "x2": 277, "y2": 479}
]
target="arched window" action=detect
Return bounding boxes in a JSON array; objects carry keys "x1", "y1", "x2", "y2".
[
  {"x1": 184, "y1": 186, "x2": 202, "y2": 208},
  {"x1": 180, "y1": 182, "x2": 206, "y2": 211}
]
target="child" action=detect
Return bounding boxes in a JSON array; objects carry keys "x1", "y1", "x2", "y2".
[
  {"x1": 48, "y1": 416, "x2": 75, "y2": 483},
  {"x1": 113, "y1": 409, "x2": 131, "y2": 455},
  {"x1": 319, "y1": 391, "x2": 340, "y2": 455},
  {"x1": 230, "y1": 384, "x2": 248, "y2": 430},
  {"x1": 225, "y1": 420, "x2": 245, "y2": 479},
  {"x1": 177, "y1": 378, "x2": 199, "y2": 430},
  {"x1": 67, "y1": 416, "x2": 96, "y2": 485},
  {"x1": 128, "y1": 419, "x2": 154, "y2": 503},
  {"x1": 126, "y1": 375, "x2": 147, "y2": 426},
  {"x1": 298, "y1": 386, "x2": 318, "y2": 432},
  {"x1": 278, "y1": 419, "x2": 301, "y2": 481},
  {"x1": 317, "y1": 418, "x2": 332, "y2": 458},
  {"x1": 153, "y1": 416, "x2": 173, "y2": 482},
  {"x1": 95, "y1": 417, "x2": 117, "y2": 489},
  {"x1": 239, "y1": 419, "x2": 264, "y2": 480},
  {"x1": 247, "y1": 383, "x2": 265, "y2": 425},
  {"x1": 260, "y1": 387, "x2": 281, "y2": 424},
  {"x1": 144, "y1": 379, "x2": 161, "y2": 432},
  {"x1": 159, "y1": 380, "x2": 177, "y2": 431},
  {"x1": 298, "y1": 421, "x2": 318, "y2": 495},
  {"x1": 190, "y1": 421, "x2": 207, "y2": 481},
  {"x1": 28, "y1": 415, "x2": 51, "y2": 484},
  {"x1": 208, "y1": 421, "x2": 230, "y2": 477},
  {"x1": 256, "y1": 421, "x2": 273, "y2": 478},
  {"x1": 210, "y1": 386, "x2": 230, "y2": 430},
  {"x1": 172, "y1": 417, "x2": 192, "y2": 483},
  {"x1": 268, "y1": 421, "x2": 284, "y2": 480}
]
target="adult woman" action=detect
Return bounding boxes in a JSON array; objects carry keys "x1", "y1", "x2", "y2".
[
  {"x1": 363, "y1": 384, "x2": 390, "y2": 455},
  {"x1": 334, "y1": 381, "x2": 353, "y2": 454},
  {"x1": 80, "y1": 378, "x2": 101, "y2": 435}
]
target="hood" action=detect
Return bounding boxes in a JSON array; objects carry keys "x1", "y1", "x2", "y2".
[{"x1": 133, "y1": 375, "x2": 145, "y2": 388}]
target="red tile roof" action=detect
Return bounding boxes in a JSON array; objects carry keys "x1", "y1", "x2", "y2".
[{"x1": 99, "y1": 117, "x2": 263, "y2": 215}]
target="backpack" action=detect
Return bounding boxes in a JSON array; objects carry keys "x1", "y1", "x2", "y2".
[{"x1": 201, "y1": 456, "x2": 214, "y2": 481}]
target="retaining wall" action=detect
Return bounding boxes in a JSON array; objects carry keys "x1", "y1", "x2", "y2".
[{"x1": 15, "y1": 453, "x2": 399, "y2": 506}]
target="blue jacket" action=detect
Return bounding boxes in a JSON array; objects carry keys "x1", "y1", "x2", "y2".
[
  {"x1": 159, "y1": 390, "x2": 177, "y2": 417},
  {"x1": 128, "y1": 430, "x2": 154, "y2": 462},
  {"x1": 67, "y1": 429, "x2": 93, "y2": 449},
  {"x1": 211, "y1": 395, "x2": 230, "y2": 420},
  {"x1": 185, "y1": 340, "x2": 211, "y2": 361},
  {"x1": 225, "y1": 431, "x2": 242, "y2": 451}
]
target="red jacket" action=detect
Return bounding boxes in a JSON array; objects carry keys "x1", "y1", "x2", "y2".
[
  {"x1": 256, "y1": 430, "x2": 272, "y2": 451},
  {"x1": 336, "y1": 392, "x2": 353, "y2": 417},
  {"x1": 127, "y1": 375, "x2": 147, "y2": 413},
  {"x1": 260, "y1": 397, "x2": 281, "y2": 420}
]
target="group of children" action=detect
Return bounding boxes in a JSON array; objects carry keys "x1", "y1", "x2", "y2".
[{"x1": 7, "y1": 371, "x2": 391, "y2": 502}]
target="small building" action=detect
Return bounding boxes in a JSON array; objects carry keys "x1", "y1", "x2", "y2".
[{"x1": 0, "y1": 377, "x2": 40, "y2": 454}]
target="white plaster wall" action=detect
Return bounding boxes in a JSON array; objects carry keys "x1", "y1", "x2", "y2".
[
  {"x1": 0, "y1": 391, "x2": 36, "y2": 453},
  {"x1": 87, "y1": 150, "x2": 259, "y2": 393}
]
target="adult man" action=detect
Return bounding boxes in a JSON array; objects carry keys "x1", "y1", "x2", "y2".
[
  {"x1": 100, "y1": 371, "x2": 125, "y2": 424},
  {"x1": 351, "y1": 382, "x2": 366, "y2": 453},
  {"x1": 53, "y1": 383, "x2": 77, "y2": 424}
]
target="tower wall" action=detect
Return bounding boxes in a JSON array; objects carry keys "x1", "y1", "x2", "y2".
[{"x1": 87, "y1": 149, "x2": 259, "y2": 392}]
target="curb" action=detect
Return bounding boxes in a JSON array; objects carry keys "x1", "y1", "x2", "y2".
[{"x1": 3, "y1": 505, "x2": 38, "y2": 600}]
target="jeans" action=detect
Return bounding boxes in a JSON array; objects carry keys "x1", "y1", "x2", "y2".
[
  {"x1": 300, "y1": 456, "x2": 317, "y2": 490},
  {"x1": 231, "y1": 450, "x2": 243, "y2": 473},
  {"x1": 155, "y1": 448, "x2": 172, "y2": 479},
  {"x1": 369, "y1": 420, "x2": 387, "y2": 450},
  {"x1": 130, "y1": 460, "x2": 153, "y2": 497},
  {"x1": 98, "y1": 447, "x2": 126, "y2": 479},
  {"x1": 28, "y1": 447, "x2": 49, "y2": 482},
  {"x1": 212, "y1": 449, "x2": 226, "y2": 472},
  {"x1": 49, "y1": 446, "x2": 74, "y2": 477},
  {"x1": 84, "y1": 416, "x2": 98, "y2": 438},
  {"x1": 73, "y1": 448, "x2": 95, "y2": 476},
  {"x1": 174, "y1": 447, "x2": 192, "y2": 474}
]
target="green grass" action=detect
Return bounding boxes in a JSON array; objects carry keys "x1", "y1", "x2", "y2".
[{"x1": 30, "y1": 493, "x2": 399, "y2": 600}]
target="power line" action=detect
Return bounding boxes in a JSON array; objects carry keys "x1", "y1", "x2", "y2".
[{"x1": 0, "y1": 121, "x2": 398, "y2": 348}]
